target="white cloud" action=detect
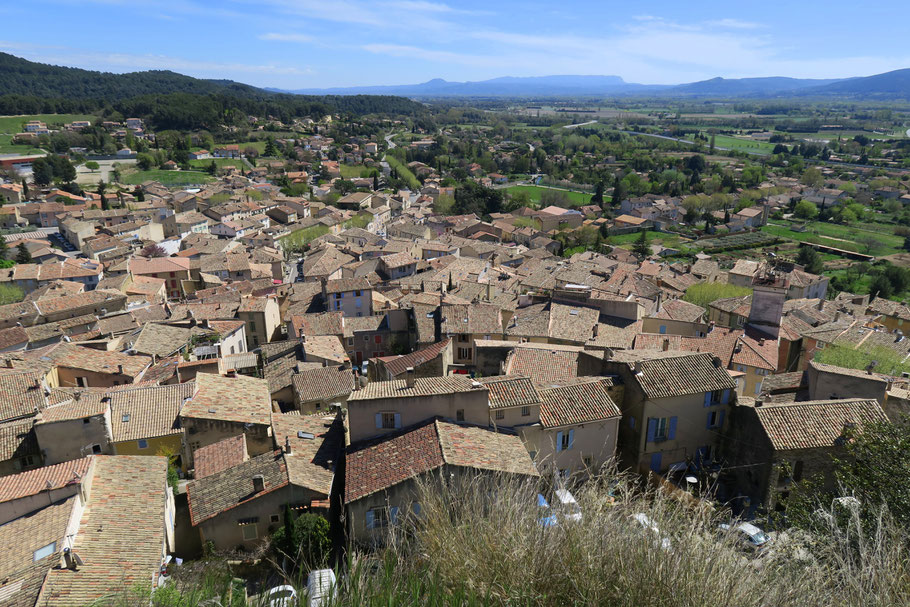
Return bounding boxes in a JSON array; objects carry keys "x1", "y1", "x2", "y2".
[
  {"x1": 259, "y1": 32, "x2": 313, "y2": 43},
  {"x1": 706, "y1": 18, "x2": 763, "y2": 30}
]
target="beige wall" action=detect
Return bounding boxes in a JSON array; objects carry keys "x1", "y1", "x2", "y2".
[
  {"x1": 327, "y1": 289, "x2": 373, "y2": 318},
  {"x1": 35, "y1": 414, "x2": 112, "y2": 465},
  {"x1": 347, "y1": 391, "x2": 488, "y2": 443},
  {"x1": 240, "y1": 298, "x2": 281, "y2": 348},
  {"x1": 197, "y1": 484, "x2": 325, "y2": 551},
  {"x1": 522, "y1": 419, "x2": 619, "y2": 477},
  {"x1": 182, "y1": 418, "x2": 272, "y2": 468},
  {"x1": 807, "y1": 366, "x2": 887, "y2": 403},
  {"x1": 641, "y1": 317, "x2": 709, "y2": 337},
  {"x1": 56, "y1": 367, "x2": 139, "y2": 388}
]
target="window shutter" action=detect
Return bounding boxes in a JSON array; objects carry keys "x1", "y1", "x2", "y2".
[
  {"x1": 717, "y1": 410, "x2": 725, "y2": 429},
  {"x1": 646, "y1": 419, "x2": 656, "y2": 443},
  {"x1": 394, "y1": 413, "x2": 401, "y2": 429},
  {"x1": 629, "y1": 416, "x2": 635, "y2": 429},
  {"x1": 721, "y1": 389, "x2": 731, "y2": 404},
  {"x1": 390, "y1": 506, "x2": 399, "y2": 524},
  {"x1": 366, "y1": 510, "x2": 375, "y2": 529},
  {"x1": 706, "y1": 412, "x2": 713, "y2": 430},
  {"x1": 568, "y1": 429, "x2": 575, "y2": 449},
  {"x1": 703, "y1": 392, "x2": 712, "y2": 407},
  {"x1": 649, "y1": 452, "x2": 662, "y2": 473},
  {"x1": 412, "y1": 502, "x2": 421, "y2": 516},
  {"x1": 668, "y1": 416, "x2": 678, "y2": 440},
  {"x1": 556, "y1": 431, "x2": 563, "y2": 453},
  {"x1": 375, "y1": 413, "x2": 382, "y2": 429}
]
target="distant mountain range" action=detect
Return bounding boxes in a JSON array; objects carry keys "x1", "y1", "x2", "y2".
[{"x1": 272, "y1": 70, "x2": 910, "y2": 99}]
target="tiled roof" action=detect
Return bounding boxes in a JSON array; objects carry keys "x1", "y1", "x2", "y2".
[
  {"x1": 272, "y1": 412, "x2": 344, "y2": 496},
  {"x1": 611, "y1": 351, "x2": 736, "y2": 398},
  {"x1": 187, "y1": 450, "x2": 288, "y2": 525},
  {"x1": 808, "y1": 361, "x2": 891, "y2": 383},
  {"x1": 132, "y1": 323, "x2": 195, "y2": 357},
  {"x1": 324, "y1": 277, "x2": 371, "y2": 293},
  {"x1": 479, "y1": 375, "x2": 541, "y2": 409},
  {"x1": 109, "y1": 383, "x2": 194, "y2": 442},
  {"x1": 0, "y1": 371, "x2": 47, "y2": 422},
  {"x1": 440, "y1": 303, "x2": 503, "y2": 336},
  {"x1": 292, "y1": 366, "x2": 355, "y2": 404},
  {"x1": 193, "y1": 434, "x2": 248, "y2": 479},
  {"x1": 37, "y1": 390, "x2": 107, "y2": 424},
  {"x1": 0, "y1": 496, "x2": 76, "y2": 607},
  {"x1": 755, "y1": 398, "x2": 888, "y2": 451},
  {"x1": 504, "y1": 347, "x2": 582, "y2": 387},
  {"x1": 38, "y1": 456, "x2": 168, "y2": 607},
  {"x1": 378, "y1": 338, "x2": 451, "y2": 377},
  {"x1": 655, "y1": 299, "x2": 706, "y2": 322},
  {"x1": 539, "y1": 379, "x2": 621, "y2": 428},
  {"x1": 0, "y1": 418, "x2": 37, "y2": 461},
  {"x1": 180, "y1": 373, "x2": 272, "y2": 426},
  {"x1": 288, "y1": 312, "x2": 344, "y2": 339},
  {"x1": 348, "y1": 375, "x2": 486, "y2": 401},
  {"x1": 302, "y1": 335, "x2": 348, "y2": 365},
  {"x1": 345, "y1": 418, "x2": 537, "y2": 503},
  {"x1": 0, "y1": 456, "x2": 92, "y2": 504}
]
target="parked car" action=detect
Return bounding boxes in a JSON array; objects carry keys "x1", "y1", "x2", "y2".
[
  {"x1": 307, "y1": 569, "x2": 337, "y2": 607},
  {"x1": 630, "y1": 513, "x2": 672, "y2": 550},
  {"x1": 266, "y1": 584, "x2": 297, "y2": 607},
  {"x1": 718, "y1": 522, "x2": 771, "y2": 552},
  {"x1": 537, "y1": 493, "x2": 558, "y2": 527},
  {"x1": 553, "y1": 488, "x2": 582, "y2": 522}
]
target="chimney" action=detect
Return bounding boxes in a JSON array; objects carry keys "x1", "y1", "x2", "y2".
[
  {"x1": 817, "y1": 298, "x2": 825, "y2": 311},
  {"x1": 252, "y1": 474, "x2": 265, "y2": 493},
  {"x1": 709, "y1": 321, "x2": 715, "y2": 333},
  {"x1": 758, "y1": 338, "x2": 765, "y2": 347},
  {"x1": 592, "y1": 324, "x2": 599, "y2": 338},
  {"x1": 834, "y1": 311, "x2": 841, "y2": 322},
  {"x1": 117, "y1": 364, "x2": 124, "y2": 376},
  {"x1": 755, "y1": 399, "x2": 763, "y2": 407},
  {"x1": 662, "y1": 339, "x2": 670, "y2": 352},
  {"x1": 712, "y1": 356, "x2": 722, "y2": 368},
  {"x1": 405, "y1": 367, "x2": 415, "y2": 388},
  {"x1": 284, "y1": 436, "x2": 292, "y2": 456}
]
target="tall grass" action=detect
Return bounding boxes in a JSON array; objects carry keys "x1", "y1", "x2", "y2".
[{"x1": 100, "y1": 470, "x2": 910, "y2": 606}]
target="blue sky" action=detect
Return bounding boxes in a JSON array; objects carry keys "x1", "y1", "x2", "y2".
[{"x1": 1, "y1": 0, "x2": 909, "y2": 89}]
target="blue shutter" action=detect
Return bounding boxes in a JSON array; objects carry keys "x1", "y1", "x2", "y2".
[
  {"x1": 412, "y1": 502, "x2": 421, "y2": 516},
  {"x1": 650, "y1": 452, "x2": 662, "y2": 472},
  {"x1": 704, "y1": 392, "x2": 712, "y2": 407},
  {"x1": 390, "y1": 506, "x2": 399, "y2": 524},
  {"x1": 659, "y1": 325, "x2": 667, "y2": 334},
  {"x1": 706, "y1": 412, "x2": 713, "y2": 429},
  {"x1": 721, "y1": 389, "x2": 731, "y2": 404},
  {"x1": 375, "y1": 413, "x2": 382, "y2": 429},
  {"x1": 646, "y1": 419, "x2": 656, "y2": 443},
  {"x1": 717, "y1": 410, "x2": 725, "y2": 430},
  {"x1": 629, "y1": 416, "x2": 635, "y2": 429},
  {"x1": 556, "y1": 431, "x2": 563, "y2": 453},
  {"x1": 567, "y1": 429, "x2": 575, "y2": 450},
  {"x1": 394, "y1": 413, "x2": 401, "y2": 429},
  {"x1": 365, "y1": 510, "x2": 375, "y2": 529},
  {"x1": 668, "y1": 416, "x2": 678, "y2": 440}
]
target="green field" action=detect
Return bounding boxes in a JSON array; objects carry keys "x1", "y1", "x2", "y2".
[
  {"x1": 189, "y1": 158, "x2": 244, "y2": 170},
  {"x1": 385, "y1": 155, "x2": 421, "y2": 190},
  {"x1": 0, "y1": 114, "x2": 96, "y2": 134},
  {"x1": 763, "y1": 220, "x2": 902, "y2": 256},
  {"x1": 121, "y1": 169, "x2": 215, "y2": 186},
  {"x1": 505, "y1": 185, "x2": 593, "y2": 208},
  {"x1": 339, "y1": 164, "x2": 377, "y2": 179},
  {"x1": 0, "y1": 134, "x2": 43, "y2": 155},
  {"x1": 685, "y1": 133, "x2": 775, "y2": 155},
  {"x1": 281, "y1": 224, "x2": 330, "y2": 249},
  {"x1": 608, "y1": 230, "x2": 687, "y2": 251}
]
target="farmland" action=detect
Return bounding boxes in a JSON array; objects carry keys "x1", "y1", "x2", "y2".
[
  {"x1": 762, "y1": 220, "x2": 903, "y2": 256},
  {"x1": 121, "y1": 169, "x2": 215, "y2": 186},
  {"x1": 188, "y1": 158, "x2": 244, "y2": 170},
  {"x1": 0, "y1": 113, "x2": 96, "y2": 133},
  {"x1": 505, "y1": 185, "x2": 593, "y2": 207}
]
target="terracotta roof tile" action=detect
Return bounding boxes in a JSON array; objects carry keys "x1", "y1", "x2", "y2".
[
  {"x1": 193, "y1": 434, "x2": 248, "y2": 479},
  {"x1": 539, "y1": 379, "x2": 621, "y2": 428},
  {"x1": 755, "y1": 398, "x2": 888, "y2": 451}
]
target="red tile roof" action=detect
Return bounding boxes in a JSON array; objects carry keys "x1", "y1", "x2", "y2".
[
  {"x1": 0, "y1": 456, "x2": 92, "y2": 504},
  {"x1": 193, "y1": 434, "x2": 248, "y2": 479}
]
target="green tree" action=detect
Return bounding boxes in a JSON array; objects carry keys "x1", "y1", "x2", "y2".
[
  {"x1": 271, "y1": 510, "x2": 330, "y2": 571},
  {"x1": 14, "y1": 243, "x2": 31, "y2": 264},
  {"x1": 0, "y1": 236, "x2": 8, "y2": 260},
  {"x1": 206, "y1": 159, "x2": 217, "y2": 175},
  {"x1": 0, "y1": 284, "x2": 24, "y2": 305},
  {"x1": 592, "y1": 181, "x2": 605, "y2": 205},
  {"x1": 794, "y1": 199, "x2": 819, "y2": 220},
  {"x1": 870, "y1": 274, "x2": 893, "y2": 300},
  {"x1": 20, "y1": 179, "x2": 28, "y2": 200},
  {"x1": 373, "y1": 173, "x2": 380, "y2": 191},
  {"x1": 264, "y1": 136, "x2": 278, "y2": 157},
  {"x1": 31, "y1": 158, "x2": 53, "y2": 186},
  {"x1": 632, "y1": 230, "x2": 650, "y2": 258},
  {"x1": 136, "y1": 153, "x2": 154, "y2": 171},
  {"x1": 85, "y1": 160, "x2": 100, "y2": 172},
  {"x1": 683, "y1": 282, "x2": 752, "y2": 310},
  {"x1": 797, "y1": 245, "x2": 824, "y2": 274},
  {"x1": 801, "y1": 167, "x2": 824, "y2": 188}
]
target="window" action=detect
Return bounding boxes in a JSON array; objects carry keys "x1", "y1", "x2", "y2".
[
  {"x1": 457, "y1": 347, "x2": 472, "y2": 360},
  {"x1": 556, "y1": 429, "x2": 575, "y2": 452},
  {"x1": 654, "y1": 418, "x2": 668, "y2": 440},
  {"x1": 377, "y1": 412, "x2": 400, "y2": 429},
  {"x1": 456, "y1": 409, "x2": 465, "y2": 422},
  {"x1": 647, "y1": 416, "x2": 676, "y2": 442},
  {"x1": 629, "y1": 416, "x2": 635, "y2": 429},
  {"x1": 355, "y1": 290, "x2": 362, "y2": 297},
  {"x1": 170, "y1": 272, "x2": 175, "y2": 277},
  {"x1": 356, "y1": 298, "x2": 362, "y2": 308},
  {"x1": 91, "y1": 444, "x2": 102, "y2": 454},
  {"x1": 458, "y1": 334, "x2": 470, "y2": 343},
  {"x1": 83, "y1": 418, "x2": 91, "y2": 425},
  {"x1": 495, "y1": 410, "x2": 505, "y2": 420},
  {"x1": 122, "y1": 413, "x2": 130, "y2": 423},
  {"x1": 707, "y1": 410, "x2": 725, "y2": 429},
  {"x1": 241, "y1": 524, "x2": 258, "y2": 541},
  {"x1": 374, "y1": 335, "x2": 382, "y2": 344},
  {"x1": 347, "y1": 337, "x2": 354, "y2": 346},
  {"x1": 270, "y1": 514, "x2": 281, "y2": 524},
  {"x1": 33, "y1": 542, "x2": 56, "y2": 561},
  {"x1": 363, "y1": 335, "x2": 369, "y2": 342},
  {"x1": 366, "y1": 507, "x2": 394, "y2": 529},
  {"x1": 659, "y1": 325, "x2": 667, "y2": 334},
  {"x1": 521, "y1": 406, "x2": 530, "y2": 417},
  {"x1": 137, "y1": 439, "x2": 148, "y2": 449},
  {"x1": 582, "y1": 455, "x2": 594, "y2": 468},
  {"x1": 249, "y1": 321, "x2": 256, "y2": 331},
  {"x1": 77, "y1": 377, "x2": 87, "y2": 388},
  {"x1": 793, "y1": 460, "x2": 804, "y2": 482}
]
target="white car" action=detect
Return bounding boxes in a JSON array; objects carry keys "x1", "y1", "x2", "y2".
[
  {"x1": 307, "y1": 569, "x2": 337, "y2": 607},
  {"x1": 266, "y1": 584, "x2": 297, "y2": 607},
  {"x1": 630, "y1": 513, "x2": 672, "y2": 550},
  {"x1": 554, "y1": 488, "x2": 582, "y2": 522},
  {"x1": 719, "y1": 522, "x2": 771, "y2": 552}
]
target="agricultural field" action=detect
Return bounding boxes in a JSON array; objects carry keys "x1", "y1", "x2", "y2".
[
  {"x1": 0, "y1": 113, "x2": 96, "y2": 133},
  {"x1": 763, "y1": 220, "x2": 902, "y2": 256},
  {"x1": 608, "y1": 230, "x2": 688, "y2": 251},
  {"x1": 188, "y1": 158, "x2": 244, "y2": 170},
  {"x1": 120, "y1": 169, "x2": 215, "y2": 186},
  {"x1": 339, "y1": 164, "x2": 377, "y2": 179},
  {"x1": 280, "y1": 224, "x2": 330, "y2": 249},
  {"x1": 0, "y1": 134, "x2": 43, "y2": 155},
  {"x1": 697, "y1": 231, "x2": 781, "y2": 251},
  {"x1": 684, "y1": 133, "x2": 776, "y2": 155},
  {"x1": 505, "y1": 185, "x2": 593, "y2": 207}
]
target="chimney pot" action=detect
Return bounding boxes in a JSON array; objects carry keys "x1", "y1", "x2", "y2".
[
  {"x1": 252, "y1": 474, "x2": 264, "y2": 493},
  {"x1": 405, "y1": 367, "x2": 415, "y2": 388},
  {"x1": 284, "y1": 436, "x2": 292, "y2": 455},
  {"x1": 662, "y1": 339, "x2": 670, "y2": 352}
]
